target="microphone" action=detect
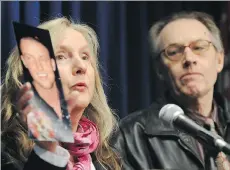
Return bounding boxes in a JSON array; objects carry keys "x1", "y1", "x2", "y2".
[{"x1": 159, "y1": 104, "x2": 230, "y2": 155}]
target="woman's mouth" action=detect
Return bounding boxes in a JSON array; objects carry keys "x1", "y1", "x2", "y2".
[{"x1": 71, "y1": 82, "x2": 87, "y2": 92}]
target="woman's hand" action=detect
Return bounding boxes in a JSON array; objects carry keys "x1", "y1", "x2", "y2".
[{"x1": 16, "y1": 82, "x2": 58, "y2": 153}]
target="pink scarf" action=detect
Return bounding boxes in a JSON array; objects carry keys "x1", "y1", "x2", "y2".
[{"x1": 66, "y1": 117, "x2": 99, "y2": 170}]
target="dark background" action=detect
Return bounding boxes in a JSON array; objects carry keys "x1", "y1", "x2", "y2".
[{"x1": 1, "y1": 1, "x2": 230, "y2": 118}]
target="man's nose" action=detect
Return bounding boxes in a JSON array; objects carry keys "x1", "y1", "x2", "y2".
[
  {"x1": 35, "y1": 59, "x2": 44, "y2": 70},
  {"x1": 183, "y1": 47, "x2": 198, "y2": 68}
]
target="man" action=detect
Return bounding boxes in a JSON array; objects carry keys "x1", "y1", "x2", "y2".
[
  {"x1": 20, "y1": 37, "x2": 62, "y2": 118},
  {"x1": 20, "y1": 37, "x2": 56, "y2": 90},
  {"x1": 114, "y1": 11, "x2": 230, "y2": 170}
]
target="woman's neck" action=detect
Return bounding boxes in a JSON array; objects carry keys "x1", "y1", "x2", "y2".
[{"x1": 70, "y1": 108, "x2": 85, "y2": 133}]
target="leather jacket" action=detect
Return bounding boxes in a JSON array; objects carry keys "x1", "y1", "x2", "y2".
[{"x1": 113, "y1": 93, "x2": 230, "y2": 170}]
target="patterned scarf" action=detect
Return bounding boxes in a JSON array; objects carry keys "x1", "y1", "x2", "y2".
[{"x1": 66, "y1": 117, "x2": 99, "y2": 170}]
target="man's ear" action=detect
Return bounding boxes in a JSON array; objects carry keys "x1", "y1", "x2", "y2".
[
  {"x1": 155, "y1": 59, "x2": 166, "y2": 81},
  {"x1": 216, "y1": 51, "x2": 224, "y2": 73},
  {"x1": 20, "y1": 55, "x2": 28, "y2": 68},
  {"x1": 51, "y1": 59, "x2": 56, "y2": 71},
  {"x1": 156, "y1": 67, "x2": 164, "y2": 80}
]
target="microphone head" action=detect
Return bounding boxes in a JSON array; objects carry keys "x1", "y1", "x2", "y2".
[{"x1": 159, "y1": 104, "x2": 184, "y2": 127}]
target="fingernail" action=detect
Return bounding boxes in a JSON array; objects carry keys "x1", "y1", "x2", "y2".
[
  {"x1": 25, "y1": 82, "x2": 31, "y2": 88},
  {"x1": 28, "y1": 91, "x2": 34, "y2": 96}
]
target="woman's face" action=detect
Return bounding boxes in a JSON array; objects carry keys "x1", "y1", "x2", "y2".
[{"x1": 55, "y1": 28, "x2": 95, "y2": 112}]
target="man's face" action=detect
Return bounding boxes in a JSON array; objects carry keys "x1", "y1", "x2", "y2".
[
  {"x1": 20, "y1": 38, "x2": 56, "y2": 89},
  {"x1": 158, "y1": 19, "x2": 224, "y2": 98}
]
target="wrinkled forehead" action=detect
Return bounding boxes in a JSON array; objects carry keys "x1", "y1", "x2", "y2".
[
  {"x1": 49, "y1": 27, "x2": 93, "y2": 55},
  {"x1": 158, "y1": 19, "x2": 212, "y2": 49}
]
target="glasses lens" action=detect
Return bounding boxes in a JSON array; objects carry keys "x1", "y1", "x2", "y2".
[
  {"x1": 190, "y1": 40, "x2": 210, "y2": 54},
  {"x1": 166, "y1": 44, "x2": 184, "y2": 60}
]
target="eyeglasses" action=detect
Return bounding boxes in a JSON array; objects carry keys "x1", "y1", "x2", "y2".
[{"x1": 160, "y1": 40, "x2": 213, "y2": 61}]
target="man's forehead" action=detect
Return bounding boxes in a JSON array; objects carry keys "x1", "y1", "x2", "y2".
[
  {"x1": 20, "y1": 38, "x2": 48, "y2": 52},
  {"x1": 159, "y1": 19, "x2": 211, "y2": 47},
  {"x1": 21, "y1": 37, "x2": 38, "y2": 44}
]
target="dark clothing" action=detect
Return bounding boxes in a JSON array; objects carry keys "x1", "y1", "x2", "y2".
[
  {"x1": 2, "y1": 150, "x2": 66, "y2": 170},
  {"x1": 2, "y1": 149, "x2": 106, "y2": 170},
  {"x1": 113, "y1": 92, "x2": 230, "y2": 170},
  {"x1": 184, "y1": 99, "x2": 223, "y2": 165}
]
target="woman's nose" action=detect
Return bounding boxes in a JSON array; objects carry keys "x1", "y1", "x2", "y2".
[{"x1": 72, "y1": 57, "x2": 87, "y2": 76}]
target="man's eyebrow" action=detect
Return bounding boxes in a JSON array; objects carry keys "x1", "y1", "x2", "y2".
[
  {"x1": 22, "y1": 53, "x2": 34, "y2": 57},
  {"x1": 22, "y1": 53, "x2": 49, "y2": 59},
  {"x1": 168, "y1": 39, "x2": 209, "y2": 46}
]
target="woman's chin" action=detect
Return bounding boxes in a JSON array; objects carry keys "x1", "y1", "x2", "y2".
[{"x1": 70, "y1": 99, "x2": 90, "y2": 111}]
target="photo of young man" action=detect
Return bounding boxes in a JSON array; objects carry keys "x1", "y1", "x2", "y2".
[
  {"x1": 13, "y1": 22, "x2": 73, "y2": 142},
  {"x1": 19, "y1": 37, "x2": 62, "y2": 118}
]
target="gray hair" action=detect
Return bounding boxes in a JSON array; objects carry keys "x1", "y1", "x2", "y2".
[{"x1": 149, "y1": 11, "x2": 224, "y2": 60}]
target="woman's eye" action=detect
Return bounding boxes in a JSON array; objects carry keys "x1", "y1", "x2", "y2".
[
  {"x1": 82, "y1": 53, "x2": 89, "y2": 60},
  {"x1": 56, "y1": 54, "x2": 66, "y2": 60}
]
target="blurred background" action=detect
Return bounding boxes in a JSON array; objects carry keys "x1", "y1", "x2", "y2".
[{"x1": 1, "y1": 1, "x2": 230, "y2": 118}]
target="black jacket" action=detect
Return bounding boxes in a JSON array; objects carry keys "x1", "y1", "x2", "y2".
[
  {"x1": 2, "y1": 150, "x2": 65, "y2": 170},
  {"x1": 2, "y1": 150, "x2": 106, "y2": 170},
  {"x1": 113, "y1": 93, "x2": 230, "y2": 170}
]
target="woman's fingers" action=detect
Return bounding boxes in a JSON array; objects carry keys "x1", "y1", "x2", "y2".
[
  {"x1": 16, "y1": 83, "x2": 58, "y2": 152},
  {"x1": 17, "y1": 90, "x2": 33, "y2": 110},
  {"x1": 21, "y1": 104, "x2": 34, "y2": 122},
  {"x1": 17, "y1": 82, "x2": 31, "y2": 100},
  {"x1": 16, "y1": 82, "x2": 34, "y2": 122}
]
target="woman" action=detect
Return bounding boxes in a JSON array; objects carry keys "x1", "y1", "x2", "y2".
[{"x1": 1, "y1": 17, "x2": 121, "y2": 170}]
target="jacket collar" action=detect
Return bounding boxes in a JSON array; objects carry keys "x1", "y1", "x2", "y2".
[{"x1": 214, "y1": 92, "x2": 230, "y2": 128}]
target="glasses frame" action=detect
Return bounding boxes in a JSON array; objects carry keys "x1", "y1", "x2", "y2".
[{"x1": 159, "y1": 40, "x2": 213, "y2": 61}]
